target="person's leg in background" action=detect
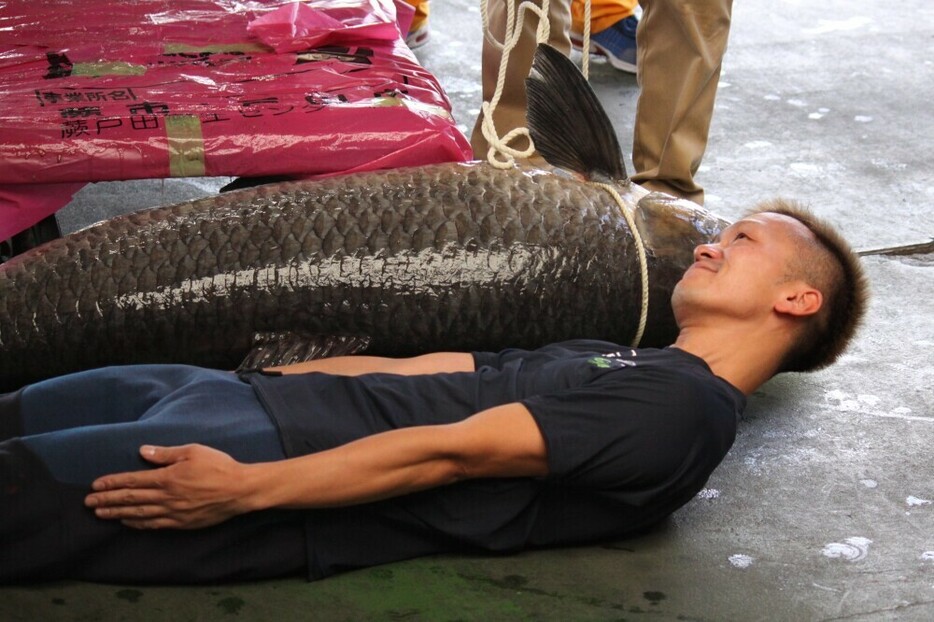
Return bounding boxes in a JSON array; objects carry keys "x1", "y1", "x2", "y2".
[
  {"x1": 470, "y1": 0, "x2": 572, "y2": 159},
  {"x1": 431, "y1": 0, "x2": 729, "y2": 204},
  {"x1": 630, "y1": 0, "x2": 733, "y2": 204},
  {"x1": 570, "y1": 0, "x2": 639, "y2": 73}
]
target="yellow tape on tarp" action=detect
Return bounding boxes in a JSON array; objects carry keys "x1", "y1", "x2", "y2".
[
  {"x1": 163, "y1": 42, "x2": 267, "y2": 54},
  {"x1": 165, "y1": 115, "x2": 206, "y2": 177},
  {"x1": 72, "y1": 62, "x2": 147, "y2": 76}
]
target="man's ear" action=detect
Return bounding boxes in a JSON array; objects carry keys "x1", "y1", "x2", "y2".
[{"x1": 775, "y1": 283, "x2": 823, "y2": 317}]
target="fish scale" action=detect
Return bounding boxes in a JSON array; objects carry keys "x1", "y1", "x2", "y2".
[{"x1": 1, "y1": 164, "x2": 647, "y2": 390}]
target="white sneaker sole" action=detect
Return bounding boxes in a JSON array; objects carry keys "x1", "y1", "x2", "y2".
[
  {"x1": 570, "y1": 34, "x2": 637, "y2": 74},
  {"x1": 406, "y1": 28, "x2": 430, "y2": 50}
]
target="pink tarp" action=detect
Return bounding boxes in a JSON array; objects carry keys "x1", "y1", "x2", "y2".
[{"x1": 0, "y1": 0, "x2": 472, "y2": 239}]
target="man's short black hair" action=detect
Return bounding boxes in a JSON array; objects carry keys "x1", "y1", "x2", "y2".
[{"x1": 749, "y1": 199, "x2": 869, "y2": 373}]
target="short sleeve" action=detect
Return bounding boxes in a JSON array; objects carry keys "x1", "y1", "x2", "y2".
[{"x1": 521, "y1": 368, "x2": 734, "y2": 494}]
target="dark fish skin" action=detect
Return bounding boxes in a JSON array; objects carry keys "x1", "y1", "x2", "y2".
[
  {"x1": 0, "y1": 164, "x2": 724, "y2": 391},
  {"x1": 1, "y1": 44, "x2": 729, "y2": 390}
]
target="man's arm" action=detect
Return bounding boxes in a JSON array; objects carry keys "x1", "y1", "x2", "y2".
[
  {"x1": 266, "y1": 352, "x2": 475, "y2": 376},
  {"x1": 85, "y1": 402, "x2": 548, "y2": 530}
]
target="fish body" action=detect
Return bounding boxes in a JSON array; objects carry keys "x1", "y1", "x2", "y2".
[{"x1": 0, "y1": 46, "x2": 726, "y2": 390}]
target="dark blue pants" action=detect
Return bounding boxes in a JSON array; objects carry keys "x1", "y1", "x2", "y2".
[{"x1": 1, "y1": 366, "x2": 306, "y2": 584}]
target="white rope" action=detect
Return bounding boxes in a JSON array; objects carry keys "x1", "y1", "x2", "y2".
[
  {"x1": 478, "y1": 0, "x2": 551, "y2": 168},
  {"x1": 478, "y1": 0, "x2": 597, "y2": 166},
  {"x1": 479, "y1": 0, "x2": 649, "y2": 347},
  {"x1": 590, "y1": 182, "x2": 650, "y2": 348},
  {"x1": 580, "y1": 0, "x2": 591, "y2": 79}
]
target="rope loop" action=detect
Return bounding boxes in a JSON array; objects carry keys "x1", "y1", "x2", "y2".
[
  {"x1": 479, "y1": 0, "x2": 647, "y2": 346},
  {"x1": 478, "y1": 0, "x2": 553, "y2": 167},
  {"x1": 590, "y1": 183, "x2": 650, "y2": 348}
]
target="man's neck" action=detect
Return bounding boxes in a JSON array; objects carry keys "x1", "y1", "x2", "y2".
[{"x1": 671, "y1": 322, "x2": 788, "y2": 395}]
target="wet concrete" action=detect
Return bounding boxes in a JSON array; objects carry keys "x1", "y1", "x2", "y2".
[{"x1": 2, "y1": 0, "x2": 933, "y2": 619}]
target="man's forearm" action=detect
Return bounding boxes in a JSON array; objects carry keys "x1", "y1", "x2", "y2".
[
  {"x1": 86, "y1": 403, "x2": 548, "y2": 529},
  {"x1": 240, "y1": 425, "x2": 465, "y2": 512},
  {"x1": 267, "y1": 352, "x2": 475, "y2": 376},
  {"x1": 242, "y1": 403, "x2": 548, "y2": 512}
]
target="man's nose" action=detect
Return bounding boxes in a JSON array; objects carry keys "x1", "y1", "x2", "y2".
[{"x1": 693, "y1": 243, "x2": 722, "y2": 262}]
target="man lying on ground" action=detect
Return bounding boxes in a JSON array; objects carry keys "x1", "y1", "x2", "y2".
[{"x1": 0, "y1": 199, "x2": 867, "y2": 583}]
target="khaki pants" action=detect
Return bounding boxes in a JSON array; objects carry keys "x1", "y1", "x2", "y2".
[
  {"x1": 469, "y1": 0, "x2": 733, "y2": 204},
  {"x1": 630, "y1": 0, "x2": 733, "y2": 203}
]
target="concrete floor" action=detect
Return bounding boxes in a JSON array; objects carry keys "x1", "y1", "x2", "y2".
[{"x1": 3, "y1": 0, "x2": 933, "y2": 619}]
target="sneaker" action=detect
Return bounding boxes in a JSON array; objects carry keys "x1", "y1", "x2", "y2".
[
  {"x1": 405, "y1": 22, "x2": 430, "y2": 50},
  {"x1": 570, "y1": 14, "x2": 638, "y2": 74}
]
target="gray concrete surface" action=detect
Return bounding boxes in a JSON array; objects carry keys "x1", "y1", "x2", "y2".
[{"x1": 2, "y1": 0, "x2": 933, "y2": 619}]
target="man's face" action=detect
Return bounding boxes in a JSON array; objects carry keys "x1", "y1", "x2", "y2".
[{"x1": 671, "y1": 212, "x2": 815, "y2": 325}]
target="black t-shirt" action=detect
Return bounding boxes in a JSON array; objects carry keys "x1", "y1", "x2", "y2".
[{"x1": 243, "y1": 340, "x2": 745, "y2": 580}]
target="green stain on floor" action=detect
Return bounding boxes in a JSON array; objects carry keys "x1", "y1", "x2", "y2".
[
  {"x1": 314, "y1": 558, "x2": 632, "y2": 621},
  {"x1": 216, "y1": 596, "x2": 246, "y2": 615},
  {"x1": 0, "y1": 551, "x2": 664, "y2": 621},
  {"x1": 319, "y1": 561, "x2": 529, "y2": 620},
  {"x1": 115, "y1": 588, "x2": 143, "y2": 603}
]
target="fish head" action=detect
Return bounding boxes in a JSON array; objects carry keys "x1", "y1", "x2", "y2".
[
  {"x1": 622, "y1": 191, "x2": 731, "y2": 346},
  {"x1": 634, "y1": 192, "x2": 729, "y2": 270}
]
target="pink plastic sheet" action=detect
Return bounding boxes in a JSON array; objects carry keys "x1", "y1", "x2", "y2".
[{"x1": 0, "y1": 0, "x2": 472, "y2": 239}]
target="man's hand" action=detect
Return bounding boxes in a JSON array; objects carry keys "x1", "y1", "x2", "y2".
[
  {"x1": 85, "y1": 444, "x2": 254, "y2": 530},
  {"x1": 84, "y1": 403, "x2": 546, "y2": 527}
]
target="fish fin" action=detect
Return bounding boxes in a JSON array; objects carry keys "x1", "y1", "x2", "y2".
[
  {"x1": 220, "y1": 176, "x2": 291, "y2": 193},
  {"x1": 235, "y1": 332, "x2": 371, "y2": 371},
  {"x1": 525, "y1": 44, "x2": 628, "y2": 182}
]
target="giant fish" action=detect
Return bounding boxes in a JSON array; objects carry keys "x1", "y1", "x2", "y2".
[{"x1": 0, "y1": 45, "x2": 726, "y2": 391}]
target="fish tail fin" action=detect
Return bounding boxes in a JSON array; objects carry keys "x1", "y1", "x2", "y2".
[{"x1": 525, "y1": 43, "x2": 628, "y2": 182}]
